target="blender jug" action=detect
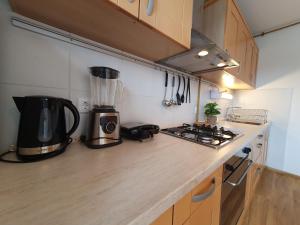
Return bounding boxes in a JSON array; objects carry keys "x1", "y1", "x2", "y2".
[{"x1": 90, "y1": 66, "x2": 120, "y2": 110}]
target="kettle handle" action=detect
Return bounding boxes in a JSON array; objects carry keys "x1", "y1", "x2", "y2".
[{"x1": 63, "y1": 100, "x2": 80, "y2": 137}]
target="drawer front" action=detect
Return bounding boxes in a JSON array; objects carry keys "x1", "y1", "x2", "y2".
[
  {"x1": 191, "y1": 167, "x2": 223, "y2": 213},
  {"x1": 173, "y1": 192, "x2": 192, "y2": 225},
  {"x1": 150, "y1": 207, "x2": 173, "y2": 225},
  {"x1": 251, "y1": 134, "x2": 265, "y2": 162},
  {"x1": 189, "y1": 184, "x2": 222, "y2": 225}
]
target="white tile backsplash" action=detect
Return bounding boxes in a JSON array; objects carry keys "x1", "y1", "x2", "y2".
[
  {"x1": 0, "y1": 1, "x2": 234, "y2": 151},
  {"x1": 0, "y1": 9, "x2": 70, "y2": 89}
]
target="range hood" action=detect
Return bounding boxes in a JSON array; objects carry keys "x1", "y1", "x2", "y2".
[{"x1": 158, "y1": 0, "x2": 239, "y2": 73}]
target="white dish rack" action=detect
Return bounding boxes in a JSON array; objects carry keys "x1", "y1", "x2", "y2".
[{"x1": 226, "y1": 107, "x2": 268, "y2": 125}]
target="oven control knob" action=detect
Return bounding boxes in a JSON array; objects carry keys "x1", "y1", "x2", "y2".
[
  {"x1": 243, "y1": 147, "x2": 251, "y2": 154},
  {"x1": 105, "y1": 121, "x2": 116, "y2": 134}
]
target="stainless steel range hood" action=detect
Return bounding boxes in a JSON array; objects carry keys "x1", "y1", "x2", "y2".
[{"x1": 158, "y1": 0, "x2": 239, "y2": 73}]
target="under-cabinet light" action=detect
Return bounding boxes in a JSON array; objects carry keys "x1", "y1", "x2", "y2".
[{"x1": 198, "y1": 50, "x2": 209, "y2": 57}]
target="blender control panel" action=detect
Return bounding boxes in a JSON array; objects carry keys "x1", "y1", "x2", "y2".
[{"x1": 100, "y1": 116, "x2": 118, "y2": 134}]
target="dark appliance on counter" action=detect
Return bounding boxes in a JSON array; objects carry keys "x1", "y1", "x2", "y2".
[
  {"x1": 221, "y1": 147, "x2": 253, "y2": 225},
  {"x1": 160, "y1": 123, "x2": 242, "y2": 149},
  {"x1": 85, "y1": 67, "x2": 122, "y2": 149},
  {"x1": 121, "y1": 123, "x2": 160, "y2": 141},
  {"x1": 0, "y1": 96, "x2": 80, "y2": 163}
]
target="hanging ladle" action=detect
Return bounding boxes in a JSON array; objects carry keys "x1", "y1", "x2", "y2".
[{"x1": 162, "y1": 71, "x2": 172, "y2": 107}]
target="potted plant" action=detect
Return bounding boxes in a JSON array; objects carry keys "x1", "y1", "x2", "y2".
[{"x1": 204, "y1": 102, "x2": 221, "y2": 125}]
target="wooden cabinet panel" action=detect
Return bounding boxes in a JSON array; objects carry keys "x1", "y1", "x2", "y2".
[
  {"x1": 181, "y1": 0, "x2": 193, "y2": 47},
  {"x1": 173, "y1": 192, "x2": 192, "y2": 225},
  {"x1": 223, "y1": 0, "x2": 259, "y2": 89},
  {"x1": 224, "y1": 0, "x2": 239, "y2": 60},
  {"x1": 235, "y1": 25, "x2": 248, "y2": 79},
  {"x1": 251, "y1": 44, "x2": 259, "y2": 86},
  {"x1": 191, "y1": 167, "x2": 222, "y2": 214},
  {"x1": 139, "y1": 0, "x2": 193, "y2": 48},
  {"x1": 189, "y1": 183, "x2": 222, "y2": 225},
  {"x1": 119, "y1": 0, "x2": 140, "y2": 17},
  {"x1": 150, "y1": 207, "x2": 173, "y2": 225},
  {"x1": 109, "y1": 0, "x2": 139, "y2": 17},
  {"x1": 139, "y1": 0, "x2": 157, "y2": 27},
  {"x1": 244, "y1": 37, "x2": 254, "y2": 84}
]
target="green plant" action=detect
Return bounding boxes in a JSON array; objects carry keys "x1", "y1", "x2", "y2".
[{"x1": 204, "y1": 102, "x2": 221, "y2": 116}]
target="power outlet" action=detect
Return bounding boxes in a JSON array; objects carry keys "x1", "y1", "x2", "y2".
[{"x1": 78, "y1": 97, "x2": 90, "y2": 113}]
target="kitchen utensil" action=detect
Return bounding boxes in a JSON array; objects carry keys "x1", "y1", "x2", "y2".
[
  {"x1": 85, "y1": 67, "x2": 122, "y2": 149},
  {"x1": 2, "y1": 96, "x2": 80, "y2": 162},
  {"x1": 181, "y1": 76, "x2": 186, "y2": 104},
  {"x1": 170, "y1": 76, "x2": 177, "y2": 105},
  {"x1": 186, "y1": 77, "x2": 191, "y2": 103},
  {"x1": 162, "y1": 71, "x2": 172, "y2": 107},
  {"x1": 176, "y1": 75, "x2": 181, "y2": 105}
]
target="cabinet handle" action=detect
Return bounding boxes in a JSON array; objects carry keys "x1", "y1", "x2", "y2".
[
  {"x1": 226, "y1": 160, "x2": 253, "y2": 187},
  {"x1": 258, "y1": 134, "x2": 264, "y2": 139},
  {"x1": 128, "y1": 0, "x2": 135, "y2": 3},
  {"x1": 146, "y1": 0, "x2": 154, "y2": 16},
  {"x1": 255, "y1": 167, "x2": 262, "y2": 176},
  {"x1": 192, "y1": 178, "x2": 215, "y2": 203},
  {"x1": 257, "y1": 143, "x2": 263, "y2": 148}
]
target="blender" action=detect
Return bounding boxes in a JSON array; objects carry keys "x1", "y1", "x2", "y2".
[{"x1": 86, "y1": 67, "x2": 122, "y2": 148}]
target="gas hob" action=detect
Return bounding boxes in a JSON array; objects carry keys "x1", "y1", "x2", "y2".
[{"x1": 160, "y1": 124, "x2": 243, "y2": 149}]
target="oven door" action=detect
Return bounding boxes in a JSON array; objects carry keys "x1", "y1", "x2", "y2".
[{"x1": 221, "y1": 150, "x2": 253, "y2": 225}]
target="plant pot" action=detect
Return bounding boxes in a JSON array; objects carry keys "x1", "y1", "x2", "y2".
[{"x1": 206, "y1": 115, "x2": 218, "y2": 125}]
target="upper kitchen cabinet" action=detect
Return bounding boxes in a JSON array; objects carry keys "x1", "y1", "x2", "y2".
[
  {"x1": 9, "y1": 0, "x2": 192, "y2": 61},
  {"x1": 200, "y1": 0, "x2": 259, "y2": 89},
  {"x1": 139, "y1": 0, "x2": 193, "y2": 48},
  {"x1": 109, "y1": 0, "x2": 140, "y2": 17}
]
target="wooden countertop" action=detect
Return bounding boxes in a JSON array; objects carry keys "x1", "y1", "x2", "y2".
[{"x1": 0, "y1": 122, "x2": 269, "y2": 225}]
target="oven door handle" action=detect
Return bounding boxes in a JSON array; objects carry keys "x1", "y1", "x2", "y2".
[
  {"x1": 226, "y1": 160, "x2": 253, "y2": 187},
  {"x1": 192, "y1": 178, "x2": 215, "y2": 202}
]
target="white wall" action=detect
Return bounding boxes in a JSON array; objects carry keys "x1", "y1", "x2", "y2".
[
  {"x1": 234, "y1": 23, "x2": 300, "y2": 175},
  {"x1": 0, "y1": 1, "x2": 233, "y2": 152}
]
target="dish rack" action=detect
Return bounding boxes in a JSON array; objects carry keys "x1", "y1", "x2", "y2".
[{"x1": 226, "y1": 107, "x2": 268, "y2": 125}]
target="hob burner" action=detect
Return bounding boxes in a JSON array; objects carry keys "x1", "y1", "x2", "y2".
[{"x1": 161, "y1": 123, "x2": 243, "y2": 149}]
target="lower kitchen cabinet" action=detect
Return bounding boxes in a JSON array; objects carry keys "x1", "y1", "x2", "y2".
[
  {"x1": 151, "y1": 129, "x2": 269, "y2": 225},
  {"x1": 188, "y1": 183, "x2": 222, "y2": 225},
  {"x1": 150, "y1": 207, "x2": 173, "y2": 225},
  {"x1": 173, "y1": 167, "x2": 223, "y2": 225}
]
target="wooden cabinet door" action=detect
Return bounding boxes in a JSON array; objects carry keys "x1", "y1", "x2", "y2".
[
  {"x1": 251, "y1": 44, "x2": 259, "y2": 86},
  {"x1": 235, "y1": 25, "x2": 248, "y2": 80},
  {"x1": 173, "y1": 192, "x2": 192, "y2": 225},
  {"x1": 139, "y1": 0, "x2": 193, "y2": 48},
  {"x1": 189, "y1": 167, "x2": 222, "y2": 225},
  {"x1": 109, "y1": 0, "x2": 139, "y2": 17},
  {"x1": 224, "y1": 0, "x2": 239, "y2": 60},
  {"x1": 189, "y1": 184, "x2": 222, "y2": 225},
  {"x1": 244, "y1": 37, "x2": 254, "y2": 85},
  {"x1": 150, "y1": 207, "x2": 173, "y2": 225}
]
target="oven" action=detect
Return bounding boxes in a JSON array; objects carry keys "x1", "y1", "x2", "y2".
[{"x1": 221, "y1": 147, "x2": 253, "y2": 225}]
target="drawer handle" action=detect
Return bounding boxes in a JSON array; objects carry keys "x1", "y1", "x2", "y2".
[
  {"x1": 226, "y1": 160, "x2": 253, "y2": 187},
  {"x1": 192, "y1": 178, "x2": 215, "y2": 203},
  {"x1": 146, "y1": 0, "x2": 154, "y2": 16},
  {"x1": 128, "y1": 0, "x2": 135, "y2": 3},
  {"x1": 257, "y1": 143, "x2": 263, "y2": 148},
  {"x1": 258, "y1": 134, "x2": 264, "y2": 139},
  {"x1": 255, "y1": 167, "x2": 262, "y2": 175}
]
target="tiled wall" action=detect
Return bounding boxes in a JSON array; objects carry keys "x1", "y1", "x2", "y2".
[{"x1": 0, "y1": 2, "x2": 233, "y2": 152}]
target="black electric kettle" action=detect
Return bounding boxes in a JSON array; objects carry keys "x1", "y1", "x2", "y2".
[{"x1": 1, "y1": 96, "x2": 80, "y2": 162}]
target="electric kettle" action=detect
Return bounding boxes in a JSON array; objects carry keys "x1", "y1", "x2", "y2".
[{"x1": 10, "y1": 96, "x2": 80, "y2": 162}]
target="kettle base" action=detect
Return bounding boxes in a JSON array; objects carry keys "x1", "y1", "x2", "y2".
[{"x1": 17, "y1": 142, "x2": 69, "y2": 162}]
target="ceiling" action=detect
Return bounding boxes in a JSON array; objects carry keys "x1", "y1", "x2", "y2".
[{"x1": 236, "y1": 0, "x2": 300, "y2": 35}]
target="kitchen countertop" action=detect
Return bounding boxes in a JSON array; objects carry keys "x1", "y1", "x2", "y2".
[{"x1": 0, "y1": 122, "x2": 270, "y2": 225}]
